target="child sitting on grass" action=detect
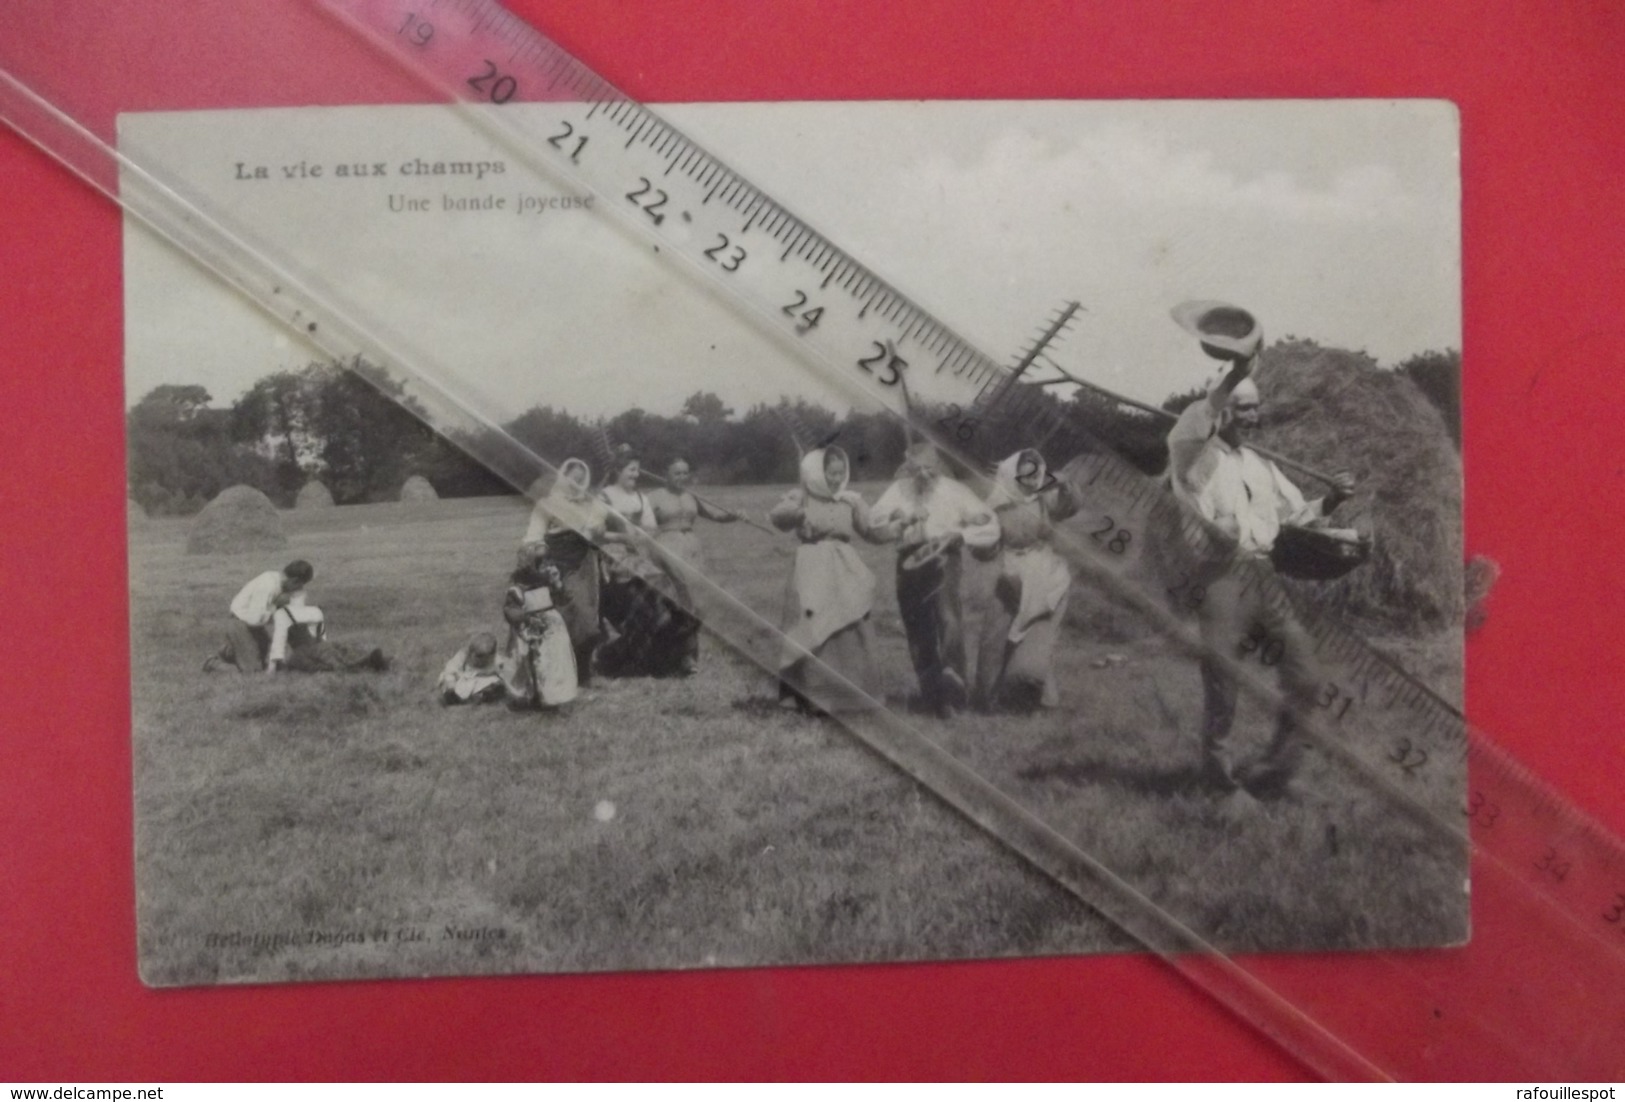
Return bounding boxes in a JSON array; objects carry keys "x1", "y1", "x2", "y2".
[{"x1": 436, "y1": 632, "x2": 505, "y2": 705}]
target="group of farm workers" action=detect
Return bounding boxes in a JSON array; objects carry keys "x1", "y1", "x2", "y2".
[{"x1": 202, "y1": 303, "x2": 1359, "y2": 801}]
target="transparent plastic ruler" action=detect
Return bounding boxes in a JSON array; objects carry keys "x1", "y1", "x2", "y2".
[{"x1": 3, "y1": 0, "x2": 1624, "y2": 1079}]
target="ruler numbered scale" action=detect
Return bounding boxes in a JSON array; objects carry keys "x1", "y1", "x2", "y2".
[
  {"x1": 3, "y1": 0, "x2": 1623, "y2": 1078},
  {"x1": 347, "y1": 0, "x2": 1018, "y2": 408}
]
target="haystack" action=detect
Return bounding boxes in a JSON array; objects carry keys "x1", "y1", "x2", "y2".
[
  {"x1": 127, "y1": 497, "x2": 148, "y2": 527},
  {"x1": 186, "y1": 484, "x2": 288, "y2": 555},
  {"x1": 1070, "y1": 339, "x2": 1462, "y2": 637},
  {"x1": 399, "y1": 475, "x2": 438, "y2": 503},
  {"x1": 295, "y1": 480, "x2": 335, "y2": 509},
  {"x1": 1250, "y1": 340, "x2": 1462, "y2": 633}
]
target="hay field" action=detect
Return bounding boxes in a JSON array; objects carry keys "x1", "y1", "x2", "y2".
[{"x1": 131, "y1": 487, "x2": 1466, "y2": 986}]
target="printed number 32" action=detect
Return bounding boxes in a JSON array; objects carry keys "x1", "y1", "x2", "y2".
[{"x1": 1388, "y1": 737, "x2": 1428, "y2": 776}]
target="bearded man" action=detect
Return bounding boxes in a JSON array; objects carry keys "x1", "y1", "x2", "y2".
[{"x1": 871, "y1": 442, "x2": 1000, "y2": 717}]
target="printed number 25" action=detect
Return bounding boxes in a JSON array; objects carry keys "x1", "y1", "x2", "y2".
[{"x1": 857, "y1": 340, "x2": 907, "y2": 386}]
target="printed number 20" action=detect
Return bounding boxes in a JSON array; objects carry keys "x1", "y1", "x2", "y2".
[{"x1": 467, "y1": 60, "x2": 517, "y2": 104}]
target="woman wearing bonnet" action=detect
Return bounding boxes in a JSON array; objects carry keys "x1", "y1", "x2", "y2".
[
  {"x1": 522, "y1": 457, "x2": 608, "y2": 686},
  {"x1": 595, "y1": 451, "x2": 701, "y2": 678},
  {"x1": 971, "y1": 448, "x2": 1079, "y2": 713},
  {"x1": 645, "y1": 456, "x2": 740, "y2": 676},
  {"x1": 767, "y1": 446, "x2": 890, "y2": 715}
]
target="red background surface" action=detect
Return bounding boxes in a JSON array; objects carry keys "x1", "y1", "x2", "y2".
[{"x1": 2, "y1": 0, "x2": 1622, "y2": 1082}]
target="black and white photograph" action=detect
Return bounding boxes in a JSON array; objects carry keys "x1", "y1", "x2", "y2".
[{"x1": 123, "y1": 100, "x2": 1466, "y2": 986}]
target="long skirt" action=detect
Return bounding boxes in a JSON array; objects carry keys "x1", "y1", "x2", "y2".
[
  {"x1": 597, "y1": 558, "x2": 699, "y2": 678},
  {"x1": 778, "y1": 618, "x2": 881, "y2": 715},
  {"x1": 654, "y1": 529, "x2": 705, "y2": 594},
  {"x1": 652, "y1": 529, "x2": 704, "y2": 669},
  {"x1": 774, "y1": 539, "x2": 880, "y2": 714},
  {"x1": 542, "y1": 538, "x2": 602, "y2": 684},
  {"x1": 501, "y1": 610, "x2": 579, "y2": 708},
  {"x1": 973, "y1": 550, "x2": 1070, "y2": 712}
]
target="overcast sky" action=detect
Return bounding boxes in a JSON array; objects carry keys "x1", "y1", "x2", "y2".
[{"x1": 123, "y1": 100, "x2": 1458, "y2": 425}]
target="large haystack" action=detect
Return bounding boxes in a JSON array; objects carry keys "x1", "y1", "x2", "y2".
[
  {"x1": 295, "y1": 480, "x2": 335, "y2": 509},
  {"x1": 1072, "y1": 339, "x2": 1462, "y2": 638},
  {"x1": 1252, "y1": 340, "x2": 1462, "y2": 633},
  {"x1": 399, "y1": 475, "x2": 438, "y2": 503},
  {"x1": 186, "y1": 484, "x2": 288, "y2": 555}
]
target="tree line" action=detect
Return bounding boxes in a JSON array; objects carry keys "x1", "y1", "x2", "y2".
[
  {"x1": 128, "y1": 348, "x2": 1459, "y2": 516},
  {"x1": 127, "y1": 360, "x2": 506, "y2": 516}
]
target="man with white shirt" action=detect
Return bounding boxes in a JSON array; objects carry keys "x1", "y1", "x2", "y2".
[
  {"x1": 872, "y1": 443, "x2": 1000, "y2": 717},
  {"x1": 205, "y1": 560, "x2": 315, "y2": 674},
  {"x1": 1167, "y1": 306, "x2": 1355, "y2": 797}
]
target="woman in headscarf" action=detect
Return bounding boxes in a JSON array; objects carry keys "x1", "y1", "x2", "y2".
[
  {"x1": 645, "y1": 456, "x2": 739, "y2": 676},
  {"x1": 596, "y1": 452, "x2": 698, "y2": 677},
  {"x1": 768, "y1": 446, "x2": 888, "y2": 715},
  {"x1": 522, "y1": 457, "x2": 607, "y2": 686},
  {"x1": 972, "y1": 448, "x2": 1079, "y2": 713}
]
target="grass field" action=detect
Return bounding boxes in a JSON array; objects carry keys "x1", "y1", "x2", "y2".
[{"x1": 130, "y1": 487, "x2": 1467, "y2": 986}]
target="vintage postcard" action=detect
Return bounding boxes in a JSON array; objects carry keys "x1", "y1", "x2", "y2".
[{"x1": 124, "y1": 100, "x2": 1464, "y2": 985}]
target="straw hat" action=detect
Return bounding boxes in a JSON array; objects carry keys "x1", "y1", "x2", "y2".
[{"x1": 1170, "y1": 300, "x2": 1263, "y2": 360}]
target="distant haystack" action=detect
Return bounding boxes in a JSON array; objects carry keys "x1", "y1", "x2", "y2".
[
  {"x1": 127, "y1": 498, "x2": 147, "y2": 527},
  {"x1": 295, "y1": 480, "x2": 335, "y2": 510},
  {"x1": 399, "y1": 475, "x2": 439, "y2": 503},
  {"x1": 186, "y1": 485, "x2": 288, "y2": 555}
]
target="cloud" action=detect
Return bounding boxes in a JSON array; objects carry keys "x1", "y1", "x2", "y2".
[
  {"x1": 848, "y1": 110, "x2": 1456, "y2": 402},
  {"x1": 901, "y1": 122, "x2": 1421, "y2": 231}
]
